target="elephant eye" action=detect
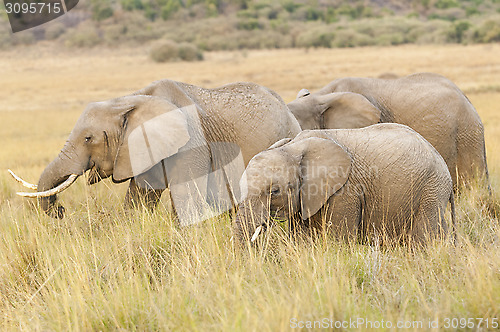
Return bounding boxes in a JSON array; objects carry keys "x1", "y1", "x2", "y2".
[
  {"x1": 85, "y1": 136, "x2": 93, "y2": 143},
  {"x1": 271, "y1": 187, "x2": 280, "y2": 195}
]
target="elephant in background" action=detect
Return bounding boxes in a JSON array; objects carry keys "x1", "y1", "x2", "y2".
[
  {"x1": 235, "y1": 124, "x2": 455, "y2": 246},
  {"x1": 287, "y1": 72, "x2": 489, "y2": 189},
  {"x1": 11, "y1": 80, "x2": 301, "y2": 225}
]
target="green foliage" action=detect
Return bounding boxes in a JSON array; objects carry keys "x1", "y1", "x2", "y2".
[
  {"x1": 90, "y1": 0, "x2": 114, "y2": 21},
  {"x1": 161, "y1": 0, "x2": 183, "y2": 19},
  {"x1": 5, "y1": 0, "x2": 500, "y2": 50},
  {"x1": 336, "y1": 4, "x2": 362, "y2": 19},
  {"x1": 121, "y1": 0, "x2": 144, "y2": 10},
  {"x1": 473, "y1": 19, "x2": 500, "y2": 42},
  {"x1": 435, "y1": 0, "x2": 460, "y2": 9},
  {"x1": 237, "y1": 18, "x2": 263, "y2": 30},
  {"x1": 465, "y1": 5, "x2": 480, "y2": 16},
  {"x1": 447, "y1": 20, "x2": 471, "y2": 42},
  {"x1": 282, "y1": 1, "x2": 301, "y2": 13},
  {"x1": 305, "y1": 6, "x2": 322, "y2": 21}
]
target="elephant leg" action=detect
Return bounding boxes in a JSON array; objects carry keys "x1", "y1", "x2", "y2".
[
  {"x1": 409, "y1": 187, "x2": 449, "y2": 245},
  {"x1": 125, "y1": 178, "x2": 165, "y2": 210},
  {"x1": 313, "y1": 188, "x2": 362, "y2": 242},
  {"x1": 124, "y1": 162, "x2": 168, "y2": 211},
  {"x1": 456, "y1": 125, "x2": 489, "y2": 189}
]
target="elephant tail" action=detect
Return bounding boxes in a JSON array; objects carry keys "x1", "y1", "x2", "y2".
[{"x1": 449, "y1": 190, "x2": 457, "y2": 245}]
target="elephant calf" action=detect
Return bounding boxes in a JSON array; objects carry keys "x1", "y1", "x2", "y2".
[{"x1": 235, "y1": 124, "x2": 455, "y2": 246}]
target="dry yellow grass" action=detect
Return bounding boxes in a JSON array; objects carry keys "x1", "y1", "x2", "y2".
[{"x1": 0, "y1": 44, "x2": 499, "y2": 330}]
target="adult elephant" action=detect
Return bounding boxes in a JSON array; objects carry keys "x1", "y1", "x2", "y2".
[
  {"x1": 11, "y1": 80, "x2": 301, "y2": 225},
  {"x1": 235, "y1": 124, "x2": 455, "y2": 246},
  {"x1": 287, "y1": 72, "x2": 489, "y2": 189}
]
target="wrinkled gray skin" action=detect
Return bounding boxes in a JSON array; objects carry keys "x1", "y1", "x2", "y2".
[
  {"x1": 287, "y1": 72, "x2": 489, "y2": 189},
  {"x1": 235, "y1": 124, "x2": 455, "y2": 246},
  {"x1": 37, "y1": 80, "x2": 301, "y2": 218}
]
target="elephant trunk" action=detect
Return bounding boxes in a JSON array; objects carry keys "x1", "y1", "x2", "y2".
[
  {"x1": 37, "y1": 152, "x2": 81, "y2": 219},
  {"x1": 234, "y1": 199, "x2": 270, "y2": 245}
]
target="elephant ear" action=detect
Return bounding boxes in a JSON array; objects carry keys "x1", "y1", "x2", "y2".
[
  {"x1": 290, "y1": 137, "x2": 352, "y2": 220},
  {"x1": 319, "y1": 92, "x2": 381, "y2": 129},
  {"x1": 113, "y1": 96, "x2": 191, "y2": 182}
]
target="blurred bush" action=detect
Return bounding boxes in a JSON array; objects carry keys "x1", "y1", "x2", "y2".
[
  {"x1": 150, "y1": 40, "x2": 179, "y2": 62},
  {"x1": 3, "y1": 0, "x2": 500, "y2": 51},
  {"x1": 150, "y1": 40, "x2": 203, "y2": 62},
  {"x1": 473, "y1": 18, "x2": 500, "y2": 42},
  {"x1": 178, "y1": 42, "x2": 204, "y2": 61}
]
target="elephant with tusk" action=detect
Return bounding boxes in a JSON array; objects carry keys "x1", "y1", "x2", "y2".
[
  {"x1": 287, "y1": 72, "x2": 489, "y2": 190},
  {"x1": 234, "y1": 124, "x2": 456, "y2": 246},
  {"x1": 10, "y1": 80, "x2": 301, "y2": 223}
]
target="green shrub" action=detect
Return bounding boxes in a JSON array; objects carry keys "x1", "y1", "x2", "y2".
[
  {"x1": 121, "y1": 0, "x2": 144, "y2": 11},
  {"x1": 446, "y1": 20, "x2": 471, "y2": 43},
  {"x1": 178, "y1": 42, "x2": 203, "y2": 61},
  {"x1": 465, "y1": 6, "x2": 480, "y2": 16},
  {"x1": 435, "y1": 0, "x2": 459, "y2": 9},
  {"x1": 305, "y1": 6, "x2": 323, "y2": 21},
  {"x1": 91, "y1": 0, "x2": 114, "y2": 21},
  {"x1": 237, "y1": 18, "x2": 263, "y2": 30},
  {"x1": 161, "y1": 0, "x2": 183, "y2": 20},
  {"x1": 473, "y1": 19, "x2": 500, "y2": 42},
  {"x1": 335, "y1": 4, "x2": 370, "y2": 20},
  {"x1": 150, "y1": 40, "x2": 179, "y2": 62},
  {"x1": 282, "y1": 1, "x2": 301, "y2": 13},
  {"x1": 237, "y1": 9, "x2": 258, "y2": 19}
]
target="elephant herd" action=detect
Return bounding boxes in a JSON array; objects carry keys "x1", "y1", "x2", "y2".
[{"x1": 10, "y1": 73, "x2": 489, "y2": 246}]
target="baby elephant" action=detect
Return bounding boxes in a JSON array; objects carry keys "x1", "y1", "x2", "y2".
[{"x1": 234, "y1": 123, "x2": 455, "y2": 246}]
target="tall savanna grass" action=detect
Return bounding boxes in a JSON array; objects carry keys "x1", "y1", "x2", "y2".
[{"x1": 0, "y1": 45, "x2": 499, "y2": 330}]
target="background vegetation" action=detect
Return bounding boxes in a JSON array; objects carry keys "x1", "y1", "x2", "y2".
[
  {"x1": 0, "y1": 44, "x2": 499, "y2": 329},
  {"x1": 1, "y1": 0, "x2": 500, "y2": 59}
]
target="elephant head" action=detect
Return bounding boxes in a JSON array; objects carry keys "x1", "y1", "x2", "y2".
[
  {"x1": 287, "y1": 90, "x2": 381, "y2": 130},
  {"x1": 234, "y1": 136, "x2": 351, "y2": 244},
  {"x1": 17, "y1": 95, "x2": 191, "y2": 218}
]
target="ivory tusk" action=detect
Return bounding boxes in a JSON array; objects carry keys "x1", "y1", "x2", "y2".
[
  {"x1": 17, "y1": 174, "x2": 78, "y2": 198},
  {"x1": 8, "y1": 169, "x2": 38, "y2": 190},
  {"x1": 251, "y1": 225, "x2": 263, "y2": 242}
]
